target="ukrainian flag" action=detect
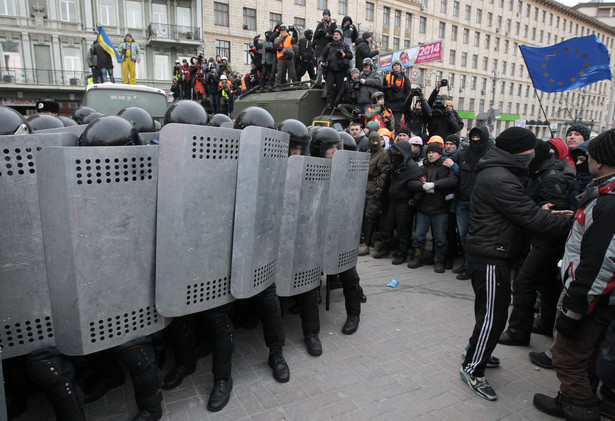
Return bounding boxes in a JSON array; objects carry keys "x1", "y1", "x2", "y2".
[
  {"x1": 97, "y1": 26, "x2": 123, "y2": 63},
  {"x1": 520, "y1": 35, "x2": 611, "y2": 93}
]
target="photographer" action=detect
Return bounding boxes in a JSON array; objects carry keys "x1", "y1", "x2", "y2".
[
  {"x1": 334, "y1": 67, "x2": 360, "y2": 117},
  {"x1": 403, "y1": 87, "x2": 431, "y2": 137},
  {"x1": 254, "y1": 32, "x2": 275, "y2": 90},
  {"x1": 274, "y1": 25, "x2": 298, "y2": 90},
  {"x1": 313, "y1": 9, "x2": 337, "y2": 86},
  {"x1": 427, "y1": 80, "x2": 464, "y2": 138},
  {"x1": 365, "y1": 91, "x2": 395, "y2": 133},
  {"x1": 356, "y1": 57, "x2": 383, "y2": 114},
  {"x1": 317, "y1": 28, "x2": 353, "y2": 108},
  {"x1": 383, "y1": 59, "x2": 410, "y2": 133}
]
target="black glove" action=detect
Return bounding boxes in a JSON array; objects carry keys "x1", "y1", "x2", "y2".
[
  {"x1": 555, "y1": 310, "x2": 582, "y2": 339},
  {"x1": 374, "y1": 189, "x2": 383, "y2": 201}
]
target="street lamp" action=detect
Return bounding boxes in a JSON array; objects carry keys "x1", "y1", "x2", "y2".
[{"x1": 488, "y1": 69, "x2": 500, "y2": 127}]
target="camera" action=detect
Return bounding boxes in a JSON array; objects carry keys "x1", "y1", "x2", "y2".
[
  {"x1": 440, "y1": 79, "x2": 448, "y2": 87},
  {"x1": 335, "y1": 50, "x2": 344, "y2": 58},
  {"x1": 410, "y1": 87, "x2": 422, "y2": 96}
]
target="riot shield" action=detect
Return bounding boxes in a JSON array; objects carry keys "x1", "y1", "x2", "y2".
[
  {"x1": 0, "y1": 350, "x2": 5, "y2": 421},
  {"x1": 323, "y1": 150, "x2": 369, "y2": 274},
  {"x1": 156, "y1": 124, "x2": 240, "y2": 317},
  {"x1": 276, "y1": 156, "x2": 331, "y2": 297},
  {"x1": 139, "y1": 132, "x2": 160, "y2": 145},
  {"x1": 36, "y1": 145, "x2": 169, "y2": 356},
  {"x1": 231, "y1": 126, "x2": 289, "y2": 299},
  {"x1": 36, "y1": 124, "x2": 87, "y2": 136},
  {"x1": 0, "y1": 132, "x2": 78, "y2": 359}
]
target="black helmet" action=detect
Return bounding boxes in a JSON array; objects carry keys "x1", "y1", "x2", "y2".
[
  {"x1": 209, "y1": 113, "x2": 233, "y2": 127},
  {"x1": 310, "y1": 126, "x2": 342, "y2": 158},
  {"x1": 278, "y1": 119, "x2": 311, "y2": 156},
  {"x1": 233, "y1": 106, "x2": 275, "y2": 130},
  {"x1": 36, "y1": 99, "x2": 60, "y2": 114},
  {"x1": 79, "y1": 115, "x2": 142, "y2": 147},
  {"x1": 118, "y1": 106, "x2": 155, "y2": 132},
  {"x1": 0, "y1": 106, "x2": 31, "y2": 135},
  {"x1": 58, "y1": 116, "x2": 78, "y2": 127},
  {"x1": 371, "y1": 91, "x2": 384, "y2": 103},
  {"x1": 362, "y1": 57, "x2": 373, "y2": 67},
  {"x1": 164, "y1": 100, "x2": 209, "y2": 125},
  {"x1": 81, "y1": 112, "x2": 105, "y2": 125},
  {"x1": 279, "y1": 24, "x2": 288, "y2": 31},
  {"x1": 304, "y1": 29, "x2": 313, "y2": 36},
  {"x1": 339, "y1": 131, "x2": 357, "y2": 151},
  {"x1": 72, "y1": 106, "x2": 97, "y2": 124},
  {"x1": 154, "y1": 120, "x2": 162, "y2": 131},
  {"x1": 26, "y1": 113, "x2": 65, "y2": 131}
]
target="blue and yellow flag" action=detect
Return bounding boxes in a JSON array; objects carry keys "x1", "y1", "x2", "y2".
[
  {"x1": 519, "y1": 35, "x2": 611, "y2": 93},
  {"x1": 96, "y1": 26, "x2": 123, "y2": 63}
]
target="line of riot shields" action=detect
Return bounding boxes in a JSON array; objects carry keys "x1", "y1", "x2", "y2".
[{"x1": 0, "y1": 121, "x2": 368, "y2": 363}]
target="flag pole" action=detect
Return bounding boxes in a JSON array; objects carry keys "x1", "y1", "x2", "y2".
[{"x1": 532, "y1": 86, "x2": 555, "y2": 138}]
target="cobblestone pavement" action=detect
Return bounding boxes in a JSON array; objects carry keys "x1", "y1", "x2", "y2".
[{"x1": 13, "y1": 254, "x2": 559, "y2": 420}]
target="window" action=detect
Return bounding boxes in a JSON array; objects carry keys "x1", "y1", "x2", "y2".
[
  {"x1": 59, "y1": 0, "x2": 77, "y2": 21},
  {"x1": 515, "y1": 22, "x2": 520, "y2": 36},
  {"x1": 472, "y1": 54, "x2": 478, "y2": 68},
  {"x1": 482, "y1": 56, "x2": 488, "y2": 70},
  {"x1": 243, "y1": 8, "x2": 256, "y2": 31},
  {"x1": 463, "y1": 28, "x2": 469, "y2": 44},
  {"x1": 383, "y1": 7, "x2": 390, "y2": 25},
  {"x1": 295, "y1": 0, "x2": 305, "y2": 4},
  {"x1": 470, "y1": 76, "x2": 477, "y2": 90},
  {"x1": 366, "y1": 2, "x2": 374, "y2": 21},
  {"x1": 523, "y1": 103, "x2": 527, "y2": 115},
  {"x1": 152, "y1": 3, "x2": 167, "y2": 24},
  {"x1": 513, "y1": 42, "x2": 518, "y2": 55},
  {"x1": 534, "y1": 6, "x2": 538, "y2": 20},
  {"x1": 474, "y1": 31, "x2": 480, "y2": 47},
  {"x1": 154, "y1": 54, "x2": 169, "y2": 80},
  {"x1": 506, "y1": 18, "x2": 511, "y2": 33},
  {"x1": 524, "y1": 25, "x2": 528, "y2": 38},
  {"x1": 394, "y1": 9, "x2": 401, "y2": 27},
  {"x1": 382, "y1": 35, "x2": 389, "y2": 50},
  {"x1": 494, "y1": 37, "x2": 500, "y2": 51},
  {"x1": 440, "y1": 0, "x2": 447, "y2": 13},
  {"x1": 393, "y1": 37, "x2": 400, "y2": 51},
  {"x1": 465, "y1": 5, "x2": 471, "y2": 20},
  {"x1": 518, "y1": 84, "x2": 522, "y2": 96},
  {"x1": 243, "y1": 43, "x2": 250, "y2": 65},
  {"x1": 460, "y1": 74, "x2": 466, "y2": 88},
  {"x1": 509, "y1": 83, "x2": 514, "y2": 95},
  {"x1": 520, "y1": 64, "x2": 524, "y2": 75},
  {"x1": 419, "y1": 16, "x2": 426, "y2": 33},
  {"x1": 458, "y1": 97, "x2": 464, "y2": 109},
  {"x1": 338, "y1": 0, "x2": 347, "y2": 14},
  {"x1": 453, "y1": 1, "x2": 459, "y2": 16},
  {"x1": 504, "y1": 40, "x2": 509, "y2": 53},
  {"x1": 0, "y1": 0, "x2": 15, "y2": 16},
  {"x1": 270, "y1": 12, "x2": 281, "y2": 30},
  {"x1": 449, "y1": 49, "x2": 456, "y2": 64},
  {"x1": 501, "y1": 81, "x2": 505, "y2": 94},
  {"x1": 404, "y1": 39, "x2": 410, "y2": 48},
  {"x1": 2, "y1": 42, "x2": 20, "y2": 70},
  {"x1": 511, "y1": 62, "x2": 515, "y2": 76},
  {"x1": 177, "y1": 7, "x2": 190, "y2": 28},
  {"x1": 525, "y1": 84, "x2": 530, "y2": 97},
  {"x1": 493, "y1": 58, "x2": 498, "y2": 70},
  {"x1": 317, "y1": 0, "x2": 327, "y2": 8},
  {"x1": 469, "y1": 98, "x2": 475, "y2": 111},
  {"x1": 497, "y1": 16, "x2": 502, "y2": 30},
  {"x1": 532, "y1": 27, "x2": 536, "y2": 40},
  {"x1": 461, "y1": 52, "x2": 467, "y2": 67},
  {"x1": 526, "y1": 3, "x2": 530, "y2": 17},
  {"x1": 451, "y1": 25, "x2": 457, "y2": 41},
  {"x1": 542, "y1": 10, "x2": 546, "y2": 23},
  {"x1": 405, "y1": 12, "x2": 412, "y2": 30},
  {"x1": 502, "y1": 60, "x2": 506, "y2": 74},
  {"x1": 126, "y1": 1, "x2": 142, "y2": 28},
  {"x1": 549, "y1": 13, "x2": 553, "y2": 25},
  {"x1": 439, "y1": 22, "x2": 446, "y2": 38},
  {"x1": 216, "y1": 39, "x2": 230, "y2": 59},
  {"x1": 508, "y1": 0, "x2": 513, "y2": 11},
  {"x1": 214, "y1": 2, "x2": 228, "y2": 26},
  {"x1": 539, "y1": 30, "x2": 543, "y2": 43},
  {"x1": 499, "y1": 0, "x2": 504, "y2": 7},
  {"x1": 479, "y1": 99, "x2": 485, "y2": 112},
  {"x1": 476, "y1": 8, "x2": 482, "y2": 23},
  {"x1": 99, "y1": 0, "x2": 116, "y2": 26},
  {"x1": 63, "y1": 47, "x2": 82, "y2": 83},
  {"x1": 481, "y1": 78, "x2": 487, "y2": 90},
  {"x1": 294, "y1": 17, "x2": 305, "y2": 30},
  {"x1": 484, "y1": 34, "x2": 490, "y2": 49},
  {"x1": 421, "y1": 0, "x2": 428, "y2": 10}
]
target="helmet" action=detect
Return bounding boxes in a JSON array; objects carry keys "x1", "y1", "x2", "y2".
[
  {"x1": 377, "y1": 128, "x2": 392, "y2": 138},
  {"x1": 279, "y1": 24, "x2": 288, "y2": 31},
  {"x1": 209, "y1": 113, "x2": 233, "y2": 127},
  {"x1": 154, "y1": 120, "x2": 162, "y2": 131},
  {"x1": 366, "y1": 121, "x2": 380, "y2": 133},
  {"x1": 164, "y1": 100, "x2": 209, "y2": 126},
  {"x1": 278, "y1": 119, "x2": 310, "y2": 156},
  {"x1": 72, "y1": 106, "x2": 97, "y2": 124},
  {"x1": 304, "y1": 29, "x2": 313, "y2": 36},
  {"x1": 371, "y1": 91, "x2": 384, "y2": 103},
  {"x1": 58, "y1": 116, "x2": 78, "y2": 127},
  {"x1": 233, "y1": 106, "x2": 275, "y2": 130},
  {"x1": 219, "y1": 75, "x2": 227, "y2": 80},
  {"x1": 26, "y1": 113, "x2": 65, "y2": 131},
  {"x1": 79, "y1": 115, "x2": 142, "y2": 147},
  {"x1": 81, "y1": 112, "x2": 105, "y2": 125},
  {"x1": 221, "y1": 56, "x2": 228, "y2": 61},
  {"x1": 0, "y1": 106, "x2": 31, "y2": 135},
  {"x1": 118, "y1": 106, "x2": 156, "y2": 133},
  {"x1": 339, "y1": 131, "x2": 357, "y2": 151},
  {"x1": 362, "y1": 57, "x2": 373, "y2": 67},
  {"x1": 36, "y1": 99, "x2": 60, "y2": 114},
  {"x1": 310, "y1": 126, "x2": 342, "y2": 158}
]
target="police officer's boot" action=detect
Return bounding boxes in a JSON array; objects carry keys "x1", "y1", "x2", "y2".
[
  {"x1": 78, "y1": 351, "x2": 125, "y2": 403},
  {"x1": 207, "y1": 312, "x2": 233, "y2": 412},
  {"x1": 340, "y1": 268, "x2": 361, "y2": 335},
  {"x1": 433, "y1": 251, "x2": 446, "y2": 273},
  {"x1": 26, "y1": 356, "x2": 86, "y2": 421},
  {"x1": 407, "y1": 248, "x2": 424, "y2": 269},
  {"x1": 300, "y1": 287, "x2": 322, "y2": 356},
  {"x1": 163, "y1": 315, "x2": 197, "y2": 390},
  {"x1": 120, "y1": 343, "x2": 162, "y2": 421},
  {"x1": 259, "y1": 286, "x2": 290, "y2": 382}
]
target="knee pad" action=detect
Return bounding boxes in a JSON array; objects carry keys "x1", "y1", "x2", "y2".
[{"x1": 26, "y1": 356, "x2": 72, "y2": 391}]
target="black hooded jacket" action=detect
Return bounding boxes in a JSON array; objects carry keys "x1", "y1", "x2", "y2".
[
  {"x1": 456, "y1": 125, "x2": 492, "y2": 201},
  {"x1": 354, "y1": 37, "x2": 379, "y2": 68},
  {"x1": 313, "y1": 19, "x2": 337, "y2": 59},
  {"x1": 387, "y1": 141, "x2": 424, "y2": 202},
  {"x1": 408, "y1": 154, "x2": 458, "y2": 215},
  {"x1": 340, "y1": 16, "x2": 358, "y2": 43},
  {"x1": 465, "y1": 147, "x2": 571, "y2": 265}
]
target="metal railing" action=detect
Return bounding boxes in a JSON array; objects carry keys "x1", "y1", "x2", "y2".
[
  {"x1": 147, "y1": 23, "x2": 201, "y2": 41},
  {"x1": 0, "y1": 68, "x2": 88, "y2": 86}
]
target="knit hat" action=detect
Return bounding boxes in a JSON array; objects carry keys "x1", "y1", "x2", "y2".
[
  {"x1": 409, "y1": 136, "x2": 423, "y2": 145},
  {"x1": 392, "y1": 59, "x2": 402, "y2": 67},
  {"x1": 587, "y1": 129, "x2": 615, "y2": 166},
  {"x1": 566, "y1": 124, "x2": 591, "y2": 141},
  {"x1": 427, "y1": 135, "x2": 444, "y2": 147},
  {"x1": 349, "y1": 67, "x2": 360, "y2": 76},
  {"x1": 534, "y1": 139, "x2": 551, "y2": 163},
  {"x1": 445, "y1": 100, "x2": 454, "y2": 107},
  {"x1": 368, "y1": 132, "x2": 381, "y2": 143},
  {"x1": 445, "y1": 134, "x2": 460, "y2": 147},
  {"x1": 323, "y1": 8, "x2": 331, "y2": 16},
  {"x1": 362, "y1": 31, "x2": 372, "y2": 40},
  {"x1": 125, "y1": 33, "x2": 132, "y2": 38},
  {"x1": 333, "y1": 28, "x2": 343, "y2": 36},
  {"x1": 425, "y1": 142, "x2": 443, "y2": 155},
  {"x1": 495, "y1": 127, "x2": 537, "y2": 155},
  {"x1": 398, "y1": 127, "x2": 412, "y2": 137}
]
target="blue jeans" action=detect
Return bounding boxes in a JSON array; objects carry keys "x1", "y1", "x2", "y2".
[
  {"x1": 412, "y1": 211, "x2": 448, "y2": 253},
  {"x1": 100, "y1": 67, "x2": 115, "y2": 83},
  {"x1": 456, "y1": 200, "x2": 470, "y2": 269},
  {"x1": 209, "y1": 93, "x2": 220, "y2": 114}
]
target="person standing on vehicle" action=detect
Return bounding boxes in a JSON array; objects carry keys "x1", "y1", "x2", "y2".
[
  {"x1": 383, "y1": 59, "x2": 410, "y2": 134},
  {"x1": 313, "y1": 9, "x2": 337, "y2": 87},
  {"x1": 354, "y1": 32, "x2": 380, "y2": 73},
  {"x1": 355, "y1": 58, "x2": 383, "y2": 114},
  {"x1": 297, "y1": 29, "x2": 316, "y2": 81},
  {"x1": 274, "y1": 25, "x2": 298, "y2": 90},
  {"x1": 317, "y1": 28, "x2": 352, "y2": 108},
  {"x1": 92, "y1": 35, "x2": 115, "y2": 83},
  {"x1": 118, "y1": 33, "x2": 141, "y2": 85}
]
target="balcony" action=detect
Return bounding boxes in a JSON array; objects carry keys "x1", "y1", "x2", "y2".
[
  {"x1": 147, "y1": 23, "x2": 201, "y2": 44},
  {"x1": 1, "y1": 68, "x2": 87, "y2": 86}
]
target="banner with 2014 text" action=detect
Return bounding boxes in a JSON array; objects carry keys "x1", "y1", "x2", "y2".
[{"x1": 378, "y1": 41, "x2": 442, "y2": 71}]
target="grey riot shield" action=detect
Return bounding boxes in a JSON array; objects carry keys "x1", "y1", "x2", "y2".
[
  {"x1": 139, "y1": 132, "x2": 160, "y2": 145},
  {"x1": 276, "y1": 156, "x2": 331, "y2": 297},
  {"x1": 156, "y1": 123, "x2": 240, "y2": 317},
  {"x1": 0, "y1": 350, "x2": 5, "y2": 421},
  {"x1": 323, "y1": 150, "x2": 369, "y2": 274},
  {"x1": 231, "y1": 126, "x2": 289, "y2": 299},
  {"x1": 36, "y1": 145, "x2": 169, "y2": 356},
  {"x1": 36, "y1": 124, "x2": 87, "y2": 136},
  {"x1": 0, "y1": 132, "x2": 78, "y2": 359}
]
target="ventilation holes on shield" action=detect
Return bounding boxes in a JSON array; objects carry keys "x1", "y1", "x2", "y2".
[
  {"x1": 88, "y1": 307, "x2": 159, "y2": 343},
  {"x1": 0, "y1": 316, "x2": 53, "y2": 351},
  {"x1": 185, "y1": 277, "x2": 231, "y2": 305},
  {"x1": 349, "y1": 157, "x2": 369, "y2": 173},
  {"x1": 262, "y1": 137, "x2": 287, "y2": 159},
  {"x1": 292, "y1": 266, "x2": 321, "y2": 289},
  {"x1": 338, "y1": 248, "x2": 359, "y2": 269},
  {"x1": 74, "y1": 156, "x2": 154, "y2": 185},
  {"x1": 253, "y1": 259, "x2": 277, "y2": 288},
  {"x1": 1, "y1": 147, "x2": 37, "y2": 177},
  {"x1": 191, "y1": 136, "x2": 239, "y2": 160},
  {"x1": 304, "y1": 162, "x2": 331, "y2": 182}
]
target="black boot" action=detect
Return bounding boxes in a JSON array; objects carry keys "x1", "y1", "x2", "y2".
[
  {"x1": 268, "y1": 346, "x2": 290, "y2": 382},
  {"x1": 206, "y1": 310, "x2": 233, "y2": 411},
  {"x1": 340, "y1": 268, "x2": 362, "y2": 334},
  {"x1": 163, "y1": 316, "x2": 197, "y2": 390},
  {"x1": 533, "y1": 393, "x2": 565, "y2": 418},
  {"x1": 120, "y1": 343, "x2": 162, "y2": 421},
  {"x1": 342, "y1": 315, "x2": 360, "y2": 335},
  {"x1": 433, "y1": 251, "x2": 445, "y2": 273},
  {"x1": 372, "y1": 248, "x2": 390, "y2": 259},
  {"x1": 81, "y1": 353, "x2": 125, "y2": 403},
  {"x1": 300, "y1": 288, "x2": 321, "y2": 356},
  {"x1": 561, "y1": 395, "x2": 601, "y2": 421},
  {"x1": 407, "y1": 248, "x2": 424, "y2": 268},
  {"x1": 304, "y1": 334, "x2": 322, "y2": 356},
  {"x1": 207, "y1": 377, "x2": 233, "y2": 412}
]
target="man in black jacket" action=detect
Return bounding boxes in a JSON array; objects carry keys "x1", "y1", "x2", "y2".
[
  {"x1": 427, "y1": 81, "x2": 464, "y2": 138},
  {"x1": 403, "y1": 88, "x2": 431, "y2": 138},
  {"x1": 354, "y1": 32, "x2": 379, "y2": 72},
  {"x1": 317, "y1": 28, "x2": 353, "y2": 108},
  {"x1": 313, "y1": 9, "x2": 337, "y2": 86},
  {"x1": 383, "y1": 59, "x2": 411, "y2": 134},
  {"x1": 297, "y1": 29, "x2": 316, "y2": 81},
  {"x1": 460, "y1": 127, "x2": 572, "y2": 402}
]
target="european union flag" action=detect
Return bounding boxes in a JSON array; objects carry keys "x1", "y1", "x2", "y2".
[
  {"x1": 97, "y1": 26, "x2": 123, "y2": 63},
  {"x1": 519, "y1": 35, "x2": 612, "y2": 93}
]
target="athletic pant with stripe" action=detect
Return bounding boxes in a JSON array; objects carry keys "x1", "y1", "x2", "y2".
[{"x1": 463, "y1": 262, "x2": 511, "y2": 378}]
